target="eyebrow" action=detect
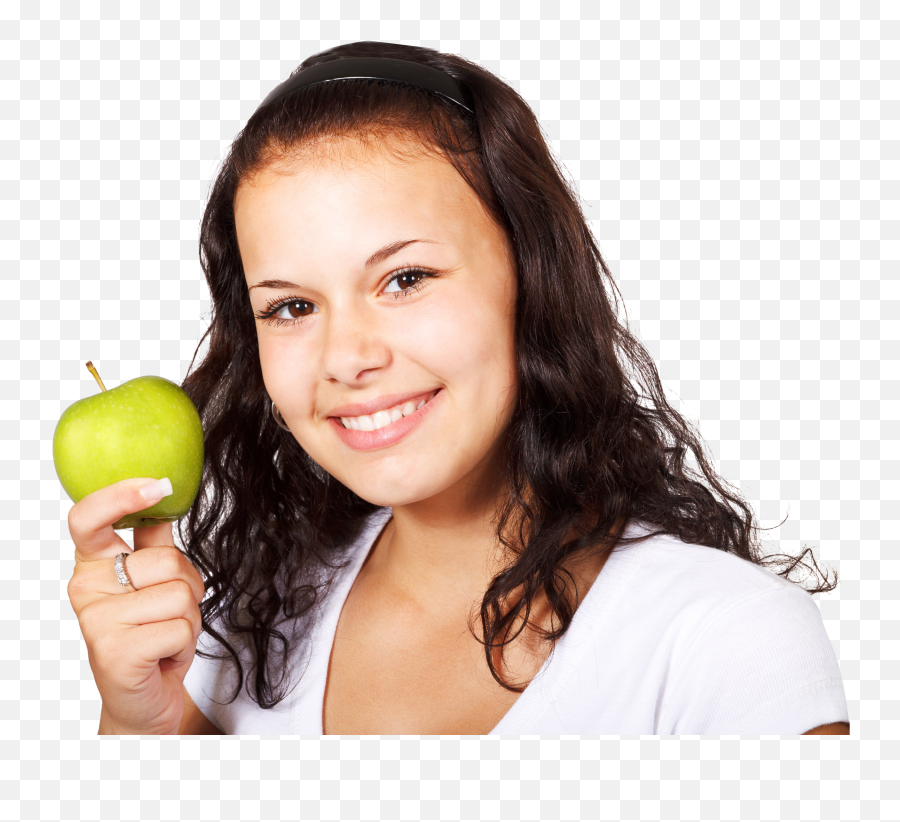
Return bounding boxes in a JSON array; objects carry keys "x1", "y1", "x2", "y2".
[{"x1": 247, "y1": 238, "x2": 439, "y2": 291}]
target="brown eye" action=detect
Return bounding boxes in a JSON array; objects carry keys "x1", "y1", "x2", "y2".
[
  {"x1": 255, "y1": 298, "x2": 319, "y2": 326},
  {"x1": 282, "y1": 301, "x2": 307, "y2": 319},
  {"x1": 384, "y1": 267, "x2": 439, "y2": 298}
]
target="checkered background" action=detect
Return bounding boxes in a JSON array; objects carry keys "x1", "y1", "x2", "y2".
[{"x1": 2, "y1": 2, "x2": 894, "y2": 821}]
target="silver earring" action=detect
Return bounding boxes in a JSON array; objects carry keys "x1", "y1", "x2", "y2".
[{"x1": 271, "y1": 400, "x2": 291, "y2": 432}]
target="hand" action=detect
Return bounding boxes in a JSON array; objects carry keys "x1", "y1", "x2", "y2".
[{"x1": 65, "y1": 477, "x2": 206, "y2": 735}]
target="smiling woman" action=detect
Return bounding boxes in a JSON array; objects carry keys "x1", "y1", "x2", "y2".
[{"x1": 173, "y1": 40, "x2": 849, "y2": 735}]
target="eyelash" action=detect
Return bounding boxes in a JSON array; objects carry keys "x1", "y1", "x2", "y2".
[{"x1": 254, "y1": 267, "x2": 441, "y2": 328}]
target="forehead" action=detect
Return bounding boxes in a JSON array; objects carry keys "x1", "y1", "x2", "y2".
[{"x1": 233, "y1": 136, "x2": 495, "y2": 265}]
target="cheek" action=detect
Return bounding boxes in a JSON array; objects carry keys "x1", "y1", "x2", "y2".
[
  {"x1": 257, "y1": 335, "x2": 282, "y2": 388},
  {"x1": 257, "y1": 334, "x2": 314, "y2": 406},
  {"x1": 407, "y1": 285, "x2": 517, "y2": 403}
]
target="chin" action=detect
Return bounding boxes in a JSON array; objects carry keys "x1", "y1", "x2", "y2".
[
  {"x1": 348, "y1": 480, "x2": 444, "y2": 509},
  {"x1": 331, "y1": 460, "x2": 449, "y2": 505}
]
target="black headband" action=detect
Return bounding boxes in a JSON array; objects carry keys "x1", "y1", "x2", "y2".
[{"x1": 254, "y1": 54, "x2": 474, "y2": 116}]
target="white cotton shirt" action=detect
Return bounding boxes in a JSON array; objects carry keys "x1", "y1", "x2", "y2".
[{"x1": 183, "y1": 506, "x2": 849, "y2": 734}]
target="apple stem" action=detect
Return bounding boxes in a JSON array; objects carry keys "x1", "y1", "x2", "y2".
[{"x1": 85, "y1": 361, "x2": 108, "y2": 392}]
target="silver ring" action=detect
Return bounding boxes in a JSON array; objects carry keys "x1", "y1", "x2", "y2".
[{"x1": 115, "y1": 552, "x2": 136, "y2": 589}]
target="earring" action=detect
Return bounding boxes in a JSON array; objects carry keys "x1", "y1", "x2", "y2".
[{"x1": 271, "y1": 400, "x2": 291, "y2": 432}]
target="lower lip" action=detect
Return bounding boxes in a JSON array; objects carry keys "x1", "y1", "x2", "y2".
[{"x1": 328, "y1": 389, "x2": 444, "y2": 452}]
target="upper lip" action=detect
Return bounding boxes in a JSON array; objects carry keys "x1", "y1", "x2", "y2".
[{"x1": 326, "y1": 388, "x2": 440, "y2": 419}]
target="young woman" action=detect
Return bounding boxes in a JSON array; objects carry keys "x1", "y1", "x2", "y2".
[{"x1": 65, "y1": 41, "x2": 849, "y2": 735}]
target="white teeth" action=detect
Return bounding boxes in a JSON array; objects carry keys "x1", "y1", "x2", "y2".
[
  {"x1": 340, "y1": 391, "x2": 436, "y2": 431},
  {"x1": 372, "y1": 410, "x2": 392, "y2": 429}
]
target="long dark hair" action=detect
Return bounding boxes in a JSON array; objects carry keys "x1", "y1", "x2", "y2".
[{"x1": 178, "y1": 40, "x2": 837, "y2": 708}]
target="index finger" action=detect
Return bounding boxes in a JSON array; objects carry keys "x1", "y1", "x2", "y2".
[
  {"x1": 69, "y1": 477, "x2": 174, "y2": 562},
  {"x1": 133, "y1": 519, "x2": 175, "y2": 550}
]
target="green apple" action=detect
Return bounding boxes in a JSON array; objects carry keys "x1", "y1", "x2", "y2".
[{"x1": 53, "y1": 362, "x2": 204, "y2": 530}]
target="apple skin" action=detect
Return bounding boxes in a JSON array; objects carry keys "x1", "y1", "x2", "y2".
[{"x1": 53, "y1": 375, "x2": 204, "y2": 530}]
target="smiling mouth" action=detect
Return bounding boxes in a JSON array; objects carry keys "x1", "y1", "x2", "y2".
[{"x1": 336, "y1": 389, "x2": 440, "y2": 431}]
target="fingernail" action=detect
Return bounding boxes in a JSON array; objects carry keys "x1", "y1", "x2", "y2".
[{"x1": 139, "y1": 478, "x2": 173, "y2": 502}]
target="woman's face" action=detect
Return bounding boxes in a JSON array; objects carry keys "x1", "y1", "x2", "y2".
[{"x1": 234, "y1": 136, "x2": 519, "y2": 508}]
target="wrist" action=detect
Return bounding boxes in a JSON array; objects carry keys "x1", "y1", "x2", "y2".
[
  {"x1": 98, "y1": 705, "x2": 179, "y2": 736},
  {"x1": 97, "y1": 707, "x2": 131, "y2": 735}
]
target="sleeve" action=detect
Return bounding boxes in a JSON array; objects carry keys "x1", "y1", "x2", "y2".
[{"x1": 659, "y1": 586, "x2": 850, "y2": 734}]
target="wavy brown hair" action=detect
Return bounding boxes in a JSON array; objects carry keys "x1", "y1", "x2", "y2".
[{"x1": 177, "y1": 40, "x2": 837, "y2": 708}]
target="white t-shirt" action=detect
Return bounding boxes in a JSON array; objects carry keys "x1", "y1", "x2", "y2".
[{"x1": 183, "y1": 506, "x2": 849, "y2": 734}]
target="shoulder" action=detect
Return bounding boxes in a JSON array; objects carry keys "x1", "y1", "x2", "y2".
[
  {"x1": 616, "y1": 521, "x2": 835, "y2": 663},
  {"x1": 608, "y1": 522, "x2": 849, "y2": 733},
  {"x1": 610, "y1": 522, "x2": 805, "y2": 640},
  {"x1": 621, "y1": 521, "x2": 797, "y2": 595}
]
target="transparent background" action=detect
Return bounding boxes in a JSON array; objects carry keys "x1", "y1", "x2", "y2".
[{"x1": 1, "y1": 1, "x2": 894, "y2": 821}]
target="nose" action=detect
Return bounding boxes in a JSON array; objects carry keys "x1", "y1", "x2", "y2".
[{"x1": 318, "y1": 297, "x2": 391, "y2": 386}]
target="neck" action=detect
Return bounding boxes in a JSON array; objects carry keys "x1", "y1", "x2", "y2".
[
  {"x1": 359, "y1": 436, "x2": 625, "y2": 629},
  {"x1": 367, "y1": 464, "x2": 510, "y2": 612}
]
